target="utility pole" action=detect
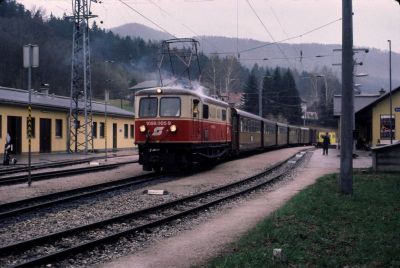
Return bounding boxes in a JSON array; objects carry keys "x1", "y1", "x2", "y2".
[
  {"x1": 104, "y1": 90, "x2": 109, "y2": 162},
  {"x1": 340, "y1": 0, "x2": 353, "y2": 195},
  {"x1": 23, "y1": 44, "x2": 39, "y2": 187},
  {"x1": 388, "y1": 40, "x2": 393, "y2": 145},
  {"x1": 68, "y1": 0, "x2": 97, "y2": 154},
  {"x1": 258, "y1": 82, "x2": 262, "y2": 117}
]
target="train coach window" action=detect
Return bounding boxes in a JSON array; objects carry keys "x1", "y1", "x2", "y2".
[
  {"x1": 160, "y1": 97, "x2": 181, "y2": 117},
  {"x1": 203, "y1": 104, "x2": 209, "y2": 119},
  {"x1": 139, "y1": 97, "x2": 158, "y2": 117},
  {"x1": 222, "y1": 110, "x2": 226, "y2": 121}
]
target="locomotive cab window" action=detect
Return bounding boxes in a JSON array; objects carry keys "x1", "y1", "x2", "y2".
[
  {"x1": 160, "y1": 97, "x2": 181, "y2": 117},
  {"x1": 139, "y1": 97, "x2": 158, "y2": 117}
]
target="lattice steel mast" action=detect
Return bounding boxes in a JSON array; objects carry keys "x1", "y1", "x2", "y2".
[{"x1": 68, "y1": 0, "x2": 97, "y2": 153}]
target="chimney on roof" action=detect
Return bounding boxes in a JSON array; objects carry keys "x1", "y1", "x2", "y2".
[
  {"x1": 379, "y1": 88, "x2": 386, "y2": 95},
  {"x1": 40, "y1": 83, "x2": 50, "y2": 96}
]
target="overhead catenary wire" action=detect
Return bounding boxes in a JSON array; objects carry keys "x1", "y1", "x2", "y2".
[
  {"x1": 145, "y1": 0, "x2": 222, "y2": 53},
  {"x1": 236, "y1": 0, "x2": 239, "y2": 59},
  {"x1": 117, "y1": 0, "x2": 178, "y2": 39},
  {"x1": 269, "y1": 6, "x2": 303, "y2": 69},
  {"x1": 239, "y1": 54, "x2": 335, "y2": 61},
  {"x1": 240, "y1": 17, "x2": 343, "y2": 54},
  {"x1": 245, "y1": 0, "x2": 291, "y2": 65}
]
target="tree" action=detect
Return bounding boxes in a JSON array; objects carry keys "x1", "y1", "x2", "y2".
[
  {"x1": 281, "y1": 69, "x2": 302, "y2": 124},
  {"x1": 241, "y1": 66, "x2": 259, "y2": 114},
  {"x1": 202, "y1": 55, "x2": 221, "y2": 95},
  {"x1": 269, "y1": 67, "x2": 283, "y2": 119},
  {"x1": 261, "y1": 69, "x2": 274, "y2": 118}
]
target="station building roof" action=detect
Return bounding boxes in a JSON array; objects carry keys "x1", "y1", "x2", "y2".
[
  {"x1": 0, "y1": 86, "x2": 134, "y2": 118},
  {"x1": 333, "y1": 92, "x2": 381, "y2": 117},
  {"x1": 356, "y1": 86, "x2": 400, "y2": 115}
]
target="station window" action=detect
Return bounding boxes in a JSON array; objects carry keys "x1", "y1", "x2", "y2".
[
  {"x1": 380, "y1": 115, "x2": 395, "y2": 139},
  {"x1": 130, "y1": 124, "x2": 134, "y2": 138},
  {"x1": 203, "y1": 104, "x2": 209, "y2": 119},
  {"x1": 124, "y1": 124, "x2": 128, "y2": 138},
  {"x1": 26, "y1": 117, "x2": 36, "y2": 138},
  {"x1": 93, "y1": 122, "x2": 98, "y2": 138},
  {"x1": 55, "y1": 119, "x2": 63, "y2": 137},
  {"x1": 100, "y1": 122, "x2": 105, "y2": 138}
]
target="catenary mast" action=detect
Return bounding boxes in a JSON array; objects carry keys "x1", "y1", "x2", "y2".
[{"x1": 68, "y1": 0, "x2": 97, "y2": 153}]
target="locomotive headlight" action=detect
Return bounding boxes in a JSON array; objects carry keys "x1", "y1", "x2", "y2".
[
  {"x1": 156, "y1": 88, "x2": 162, "y2": 94},
  {"x1": 139, "y1": 125, "x2": 146, "y2": 133},
  {"x1": 169, "y1": 124, "x2": 177, "y2": 133}
]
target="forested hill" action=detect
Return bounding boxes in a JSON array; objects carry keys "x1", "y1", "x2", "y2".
[
  {"x1": 0, "y1": 0, "x2": 159, "y2": 98},
  {"x1": 0, "y1": 0, "x2": 251, "y2": 99},
  {"x1": 113, "y1": 24, "x2": 400, "y2": 93}
]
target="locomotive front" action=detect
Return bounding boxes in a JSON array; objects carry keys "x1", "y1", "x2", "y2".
[
  {"x1": 135, "y1": 87, "x2": 232, "y2": 171},
  {"x1": 134, "y1": 87, "x2": 203, "y2": 171}
]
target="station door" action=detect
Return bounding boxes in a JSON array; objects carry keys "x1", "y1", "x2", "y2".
[
  {"x1": 112, "y1": 123, "x2": 117, "y2": 149},
  {"x1": 7, "y1": 116, "x2": 22, "y2": 154},
  {"x1": 40, "y1": 118, "x2": 52, "y2": 153}
]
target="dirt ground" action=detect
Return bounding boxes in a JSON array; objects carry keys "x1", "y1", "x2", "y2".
[{"x1": 101, "y1": 148, "x2": 372, "y2": 268}]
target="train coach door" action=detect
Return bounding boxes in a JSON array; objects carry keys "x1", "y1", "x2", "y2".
[
  {"x1": 231, "y1": 114, "x2": 239, "y2": 153},
  {"x1": 192, "y1": 99, "x2": 201, "y2": 142}
]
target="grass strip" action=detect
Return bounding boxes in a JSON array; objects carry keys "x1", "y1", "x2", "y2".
[{"x1": 208, "y1": 172, "x2": 400, "y2": 267}]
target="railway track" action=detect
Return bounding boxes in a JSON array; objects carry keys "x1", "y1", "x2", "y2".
[
  {"x1": 0, "y1": 154, "x2": 135, "y2": 177},
  {"x1": 0, "y1": 160, "x2": 138, "y2": 186},
  {"x1": 0, "y1": 172, "x2": 162, "y2": 219},
  {"x1": 0, "y1": 150, "x2": 310, "y2": 268}
]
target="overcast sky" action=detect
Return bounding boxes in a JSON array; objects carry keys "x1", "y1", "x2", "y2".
[{"x1": 18, "y1": 0, "x2": 400, "y2": 53}]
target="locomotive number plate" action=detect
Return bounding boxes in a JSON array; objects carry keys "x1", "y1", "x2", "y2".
[{"x1": 146, "y1": 121, "x2": 172, "y2": 126}]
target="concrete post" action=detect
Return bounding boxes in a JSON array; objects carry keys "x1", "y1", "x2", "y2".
[{"x1": 339, "y1": 0, "x2": 353, "y2": 195}]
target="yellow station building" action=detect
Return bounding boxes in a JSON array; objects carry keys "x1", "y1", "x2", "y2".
[
  {"x1": 0, "y1": 87, "x2": 135, "y2": 154},
  {"x1": 356, "y1": 86, "x2": 400, "y2": 147},
  {"x1": 334, "y1": 87, "x2": 400, "y2": 148}
]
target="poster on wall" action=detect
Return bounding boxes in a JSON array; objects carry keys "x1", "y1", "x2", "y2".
[{"x1": 380, "y1": 115, "x2": 395, "y2": 139}]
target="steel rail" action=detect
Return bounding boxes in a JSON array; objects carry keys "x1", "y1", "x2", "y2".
[
  {"x1": 0, "y1": 159, "x2": 91, "y2": 176},
  {"x1": 0, "y1": 154, "x2": 136, "y2": 176},
  {"x1": 0, "y1": 172, "x2": 159, "y2": 219},
  {"x1": 2, "y1": 151, "x2": 308, "y2": 267},
  {"x1": 0, "y1": 160, "x2": 138, "y2": 186}
]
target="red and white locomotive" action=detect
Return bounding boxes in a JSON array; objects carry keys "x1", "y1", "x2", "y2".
[{"x1": 134, "y1": 87, "x2": 317, "y2": 172}]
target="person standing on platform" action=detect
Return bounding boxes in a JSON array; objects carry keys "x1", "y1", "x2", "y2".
[{"x1": 322, "y1": 132, "x2": 331, "y2": 155}]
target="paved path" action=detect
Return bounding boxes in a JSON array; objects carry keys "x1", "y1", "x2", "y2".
[{"x1": 102, "y1": 148, "x2": 372, "y2": 268}]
